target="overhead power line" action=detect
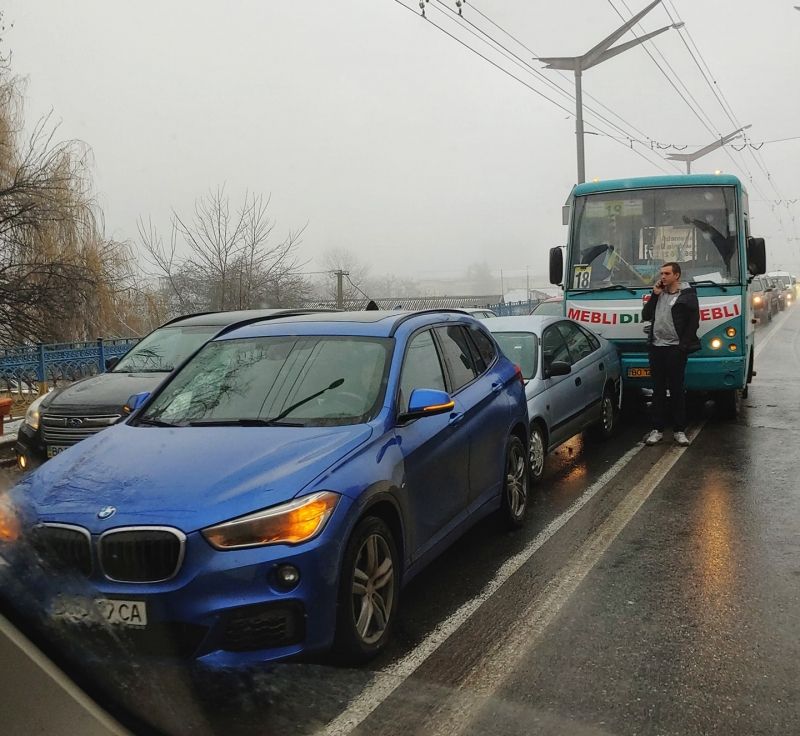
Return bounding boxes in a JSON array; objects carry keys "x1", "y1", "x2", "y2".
[{"x1": 394, "y1": 0, "x2": 679, "y2": 174}]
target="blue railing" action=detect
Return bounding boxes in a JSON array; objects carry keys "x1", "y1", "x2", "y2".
[{"x1": 0, "y1": 338, "x2": 139, "y2": 393}]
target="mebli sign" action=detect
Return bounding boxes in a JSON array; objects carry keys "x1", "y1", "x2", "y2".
[{"x1": 566, "y1": 296, "x2": 742, "y2": 339}]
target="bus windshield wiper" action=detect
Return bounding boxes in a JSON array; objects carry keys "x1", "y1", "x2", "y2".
[
  {"x1": 187, "y1": 418, "x2": 304, "y2": 427},
  {"x1": 573, "y1": 284, "x2": 638, "y2": 295},
  {"x1": 689, "y1": 279, "x2": 729, "y2": 292}
]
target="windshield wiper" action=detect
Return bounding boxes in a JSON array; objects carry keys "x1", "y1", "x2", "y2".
[
  {"x1": 573, "y1": 284, "x2": 638, "y2": 295},
  {"x1": 689, "y1": 279, "x2": 729, "y2": 292},
  {"x1": 120, "y1": 368, "x2": 173, "y2": 373},
  {"x1": 266, "y1": 377, "x2": 346, "y2": 423},
  {"x1": 136, "y1": 416, "x2": 179, "y2": 427},
  {"x1": 187, "y1": 418, "x2": 304, "y2": 427}
]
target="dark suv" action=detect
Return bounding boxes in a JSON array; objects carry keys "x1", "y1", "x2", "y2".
[{"x1": 15, "y1": 309, "x2": 320, "y2": 469}]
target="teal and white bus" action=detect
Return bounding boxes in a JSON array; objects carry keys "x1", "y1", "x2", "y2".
[{"x1": 549, "y1": 174, "x2": 767, "y2": 417}]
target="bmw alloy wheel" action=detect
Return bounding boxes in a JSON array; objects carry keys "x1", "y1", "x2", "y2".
[
  {"x1": 351, "y1": 532, "x2": 395, "y2": 645},
  {"x1": 504, "y1": 436, "x2": 528, "y2": 525}
]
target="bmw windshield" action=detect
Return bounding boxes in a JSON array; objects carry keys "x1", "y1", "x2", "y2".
[
  {"x1": 139, "y1": 335, "x2": 393, "y2": 427},
  {"x1": 569, "y1": 186, "x2": 741, "y2": 290}
]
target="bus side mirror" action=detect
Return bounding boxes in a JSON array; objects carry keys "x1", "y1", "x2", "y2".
[
  {"x1": 747, "y1": 237, "x2": 766, "y2": 275},
  {"x1": 549, "y1": 247, "x2": 564, "y2": 286}
]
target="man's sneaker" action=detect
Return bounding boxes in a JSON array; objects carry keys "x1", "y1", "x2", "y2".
[
  {"x1": 645, "y1": 430, "x2": 663, "y2": 445},
  {"x1": 674, "y1": 431, "x2": 690, "y2": 446}
]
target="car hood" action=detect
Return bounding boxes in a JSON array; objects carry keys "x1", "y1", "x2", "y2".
[
  {"x1": 18, "y1": 422, "x2": 373, "y2": 533},
  {"x1": 44, "y1": 372, "x2": 169, "y2": 413}
]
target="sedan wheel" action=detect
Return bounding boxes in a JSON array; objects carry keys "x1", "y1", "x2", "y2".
[
  {"x1": 588, "y1": 389, "x2": 616, "y2": 440},
  {"x1": 502, "y1": 435, "x2": 529, "y2": 528},
  {"x1": 529, "y1": 424, "x2": 545, "y2": 484},
  {"x1": 334, "y1": 516, "x2": 398, "y2": 662}
]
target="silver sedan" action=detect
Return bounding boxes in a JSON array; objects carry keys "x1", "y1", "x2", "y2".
[{"x1": 484, "y1": 316, "x2": 622, "y2": 483}]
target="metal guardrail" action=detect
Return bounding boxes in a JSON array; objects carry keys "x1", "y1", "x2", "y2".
[
  {"x1": 0, "y1": 338, "x2": 139, "y2": 396},
  {"x1": 487, "y1": 300, "x2": 540, "y2": 316}
]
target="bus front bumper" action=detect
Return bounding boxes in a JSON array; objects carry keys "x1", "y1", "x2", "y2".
[{"x1": 621, "y1": 354, "x2": 746, "y2": 392}]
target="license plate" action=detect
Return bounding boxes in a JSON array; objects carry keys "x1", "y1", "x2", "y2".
[
  {"x1": 46, "y1": 445, "x2": 67, "y2": 458},
  {"x1": 96, "y1": 598, "x2": 148, "y2": 627},
  {"x1": 52, "y1": 597, "x2": 147, "y2": 627},
  {"x1": 627, "y1": 367, "x2": 651, "y2": 378}
]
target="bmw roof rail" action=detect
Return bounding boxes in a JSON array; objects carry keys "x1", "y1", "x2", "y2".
[{"x1": 388, "y1": 308, "x2": 477, "y2": 336}]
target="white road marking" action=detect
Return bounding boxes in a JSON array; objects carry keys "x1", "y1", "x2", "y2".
[
  {"x1": 318, "y1": 442, "x2": 646, "y2": 736},
  {"x1": 431, "y1": 423, "x2": 705, "y2": 736},
  {"x1": 754, "y1": 308, "x2": 791, "y2": 358}
]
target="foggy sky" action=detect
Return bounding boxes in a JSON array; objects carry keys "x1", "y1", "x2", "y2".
[{"x1": 4, "y1": 0, "x2": 799, "y2": 287}]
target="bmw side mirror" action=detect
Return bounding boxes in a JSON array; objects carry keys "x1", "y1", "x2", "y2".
[
  {"x1": 123, "y1": 392, "x2": 151, "y2": 415},
  {"x1": 398, "y1": 389, "x2": 454, "y2": 424}
]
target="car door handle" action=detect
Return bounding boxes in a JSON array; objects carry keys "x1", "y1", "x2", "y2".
[
  {"x1": 574, "y1": 377, "x2": 582, "y2": 387},
  {"x1": 448, "y1": 412, "x2": 465, "y2": 427},
  {"x1": 491, "y1": 381, "x2": 504, "y2": 394}
]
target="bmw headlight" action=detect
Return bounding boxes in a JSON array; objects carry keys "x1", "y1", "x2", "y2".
[
  {"x1": 0, "y1": 497, "x2": 20, "y2": 544},
  {"x1": 24, "y1": 394, "x2": 48, "y2": 431},
  {"x1": 202, "y1": 492, "x2": 340, "y2": 550}
]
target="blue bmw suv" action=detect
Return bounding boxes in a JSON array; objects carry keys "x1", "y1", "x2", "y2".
[{"x1": 4, "y1": 310, "x2": 529, "y2": 665}]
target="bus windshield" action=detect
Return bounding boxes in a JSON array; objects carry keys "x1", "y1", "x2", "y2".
[{"x1": 568, "y1": 186, "x2": 740, "y2": 290}]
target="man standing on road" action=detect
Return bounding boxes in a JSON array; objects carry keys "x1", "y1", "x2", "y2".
[{"x1": 642, "y1": 262, "x2": 700, "y2": 446}]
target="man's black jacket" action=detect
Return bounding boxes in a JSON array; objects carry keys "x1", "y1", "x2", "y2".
[{"x1": 642, "y1": 286, "x2": 701, "y2": 353}]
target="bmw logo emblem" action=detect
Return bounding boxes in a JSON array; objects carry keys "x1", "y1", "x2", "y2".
[{"x1": 97, "y1": 506, "x2": 116, "y2": 520}]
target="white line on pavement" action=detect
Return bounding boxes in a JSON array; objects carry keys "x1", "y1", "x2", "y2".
[
  {"x1": 432, "y1": 423, "x2": 705, "y2": 736},
  {"x1": 754, "y1": 308, "x2": 791, "y2": 359},
  {"x1": 318, "y1": 441, "x2": 646, "y2": 736}
]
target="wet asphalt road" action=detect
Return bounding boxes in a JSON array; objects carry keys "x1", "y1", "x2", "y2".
[{"x1": 2, "y1": 309, "x2": 799, "y2": 736}]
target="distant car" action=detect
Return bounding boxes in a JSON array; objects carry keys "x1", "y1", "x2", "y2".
[
  {"x1": 460, "y1": 308, "x2": 498, "y2": 319},
  {"x1": 530, "y1": 297, "x2": 563, "y2": 316},
  {"x1": 7, "y1": 310, "x2": 529, "y2": 665},
  {"x1": 15, "y1": 309, "x2": 324, "y2": 470},
  {"x1": 485, "y1": 315, "x2": 621, "y2": 483},
  {"x1": 772, "y1": 275, "x2": 794, "y2": 308},
  {"x1": 764, "y1": 276, "x2": 786, "y2": 312},
  {"x1": 750, "y1": 277, "x2": 774, "y2": 323}
]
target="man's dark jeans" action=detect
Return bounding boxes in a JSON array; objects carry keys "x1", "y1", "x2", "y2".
[{"x1": 648, "y1": 345, "x2": 688, "y2": 432}]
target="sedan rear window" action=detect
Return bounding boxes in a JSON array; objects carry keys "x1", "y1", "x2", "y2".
[{"x1": 492, "y1": 332, "x2": 538, "y2": 379}]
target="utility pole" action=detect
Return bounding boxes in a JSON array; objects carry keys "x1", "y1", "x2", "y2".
[
  {"x1": 540, "y1": 0, "x2": 682, "y2": 183},
  {"x1": 333, "y1": 269, "x2": 349, "y2": 309},
  {"x1": 666, "y1": 125, "x2": 752, "y2": 173}
]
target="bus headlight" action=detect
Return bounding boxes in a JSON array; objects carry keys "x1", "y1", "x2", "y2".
[
  {"x1": 728, "y1": 343, "x2": 738, "y2": 352},
  {"x1": 710, "y1": 338, "x2": 723, "y2": 350},
  {"x1": 725, "y1": 327, "x2": 736, "y2": 338}
]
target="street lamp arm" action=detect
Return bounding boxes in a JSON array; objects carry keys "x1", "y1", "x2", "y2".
[
  {"x1": 666, "y1": 125, "x2": 752, "y2": 163},
  {"x1": 538, "y1": 56, "x2": 579, "y2": 70},
  {"x1": 585, "y1": 24, "x2": 674, "y2": 69},
  {"x1": 582, "y1": 0, "x2": 662, "y2": 68}
]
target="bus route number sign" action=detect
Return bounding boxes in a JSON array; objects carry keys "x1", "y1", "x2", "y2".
[{"x1": 573, "y1": 265, "x2": 592, "y2": 290}]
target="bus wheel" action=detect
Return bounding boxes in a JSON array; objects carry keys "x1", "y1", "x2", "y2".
[{"x1": 714, "y1": 389, "x2": 740, "y2": 420}]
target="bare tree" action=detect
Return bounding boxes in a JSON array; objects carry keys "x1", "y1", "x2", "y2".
[
  {"x1": 140, "y1": 188, "x2": 310, "y2": 316},
  {"x1": 0, "y1": 64, "x2": 154, "y2": 345}
]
